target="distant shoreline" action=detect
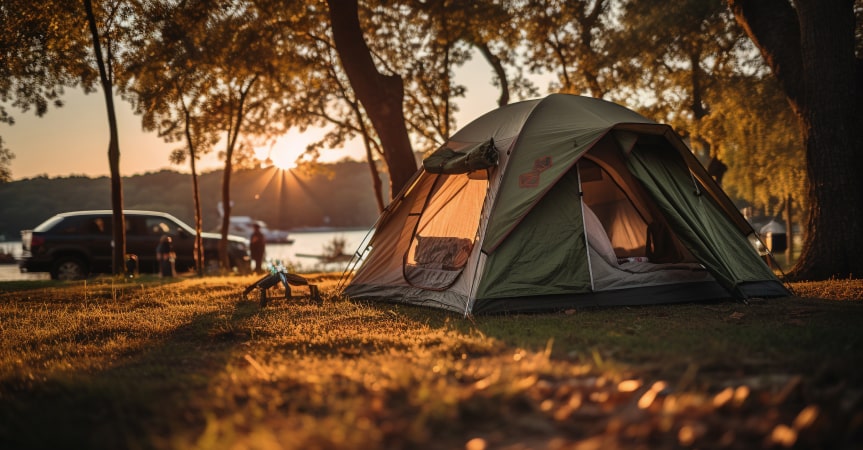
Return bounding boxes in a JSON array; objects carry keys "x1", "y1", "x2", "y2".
[{"x1": 290, "y1": 226, "x2": 372, "y2": 233}]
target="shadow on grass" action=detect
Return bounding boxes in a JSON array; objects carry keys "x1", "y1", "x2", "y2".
[
  {"x1": 0, "y1": 294, "x2": 260, "y2": 450},
  {"x1": 357, "y1": 294, "x2": 863, "y2": 401}
]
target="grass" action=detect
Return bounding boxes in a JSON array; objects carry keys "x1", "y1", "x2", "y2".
[{"x1": 1, "y1": 275, "x2": 862, "y2": 449}]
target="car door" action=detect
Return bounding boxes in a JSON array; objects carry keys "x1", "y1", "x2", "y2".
[
  {"x1": 123, "y1": 215, "x2": 158, "y2": 273},
  {"x1": 158, "y1": 218, "x2": 196, "y2": 272},
  {"x1": 57, "y1": 215, "x2": 113, "y2": 273}
]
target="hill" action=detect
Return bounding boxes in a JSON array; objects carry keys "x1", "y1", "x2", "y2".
[{"x1": 0, "y1": 161, "x2": 387, "y2": 240}]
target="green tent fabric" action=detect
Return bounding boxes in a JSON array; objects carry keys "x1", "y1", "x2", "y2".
[
  {"x1": 480, "y1": 95, "x2": 654, "y2": 253},
  {"x1": 625, "y1": 144, "x2": 778, "y2": 296},
  {"x1": 344, "y1": 94, "x2": 789, "y2": 315},
  {"x1": 477, "y1": 171, "x2": 592, "y2": 299}
]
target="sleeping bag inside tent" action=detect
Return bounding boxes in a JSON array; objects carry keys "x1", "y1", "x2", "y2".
[{"x1": 344, "y1": 94, "x2": 788, "y2": 315}]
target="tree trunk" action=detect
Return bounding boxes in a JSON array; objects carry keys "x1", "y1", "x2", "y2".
[
  {"x1": 791, "y1": 0, "x2": 863, "y2": 279},
  {"x1": 191, "y1": 158, "x2": 203, "y2": 275},
  {"x1": 347, "y1": 96, "x2": 386, "y2": 212},
  {"x1": 365, "y1": 144, "x2": 385, "y2": 213},
  {"x1": 83, "y1": 0, "x2": 125, "y2": 277},
  {"x1": 729, "y1": 0, "x2": 863, "y2": 280},
  {"x1": 474, "y1": 42, "x2": 510, "y2": 107},
  {"x1": 219, "y1": 155, "x2": 233, "y2": 271},
  {"x1": 182, "y1": 106, "x2": 204, "y2": 276},
  {"x1": 219, "y1": 78, "x2": 256, "y2": 271},
  {"x1": 326, "y1": 0, "x2": 417, "y2": 198}
]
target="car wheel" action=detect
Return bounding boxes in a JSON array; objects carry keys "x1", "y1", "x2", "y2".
[{"x1": 52, "y1": 257, "x2": 88, "y2": 281}]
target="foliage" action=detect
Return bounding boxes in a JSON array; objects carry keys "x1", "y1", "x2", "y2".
[
  {"x1": 0, "y1": 137, "x2": 13, "y2": 183},
  {"x1": 706, "y1": 75, "x2": 806, "y2": 216},
  {"x1": 611, "y1": 0, "x2": 805, "y2": 219},
  {"x1": 2, "y1": 0, "x2": 808, "y2": 213},
  {"x1": 0, "y1": 1, "x2": 94, "y2": 123},
  {"x1": 516, "y1": 0, "x2": 615, "y2": 97},
  {"x1": 0, "y1": 276, "x2": 861, "y2": 448}
]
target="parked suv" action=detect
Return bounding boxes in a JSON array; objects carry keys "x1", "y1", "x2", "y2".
[{"x1": 19, "y1": 210, "x2": 250, "y2": 280}]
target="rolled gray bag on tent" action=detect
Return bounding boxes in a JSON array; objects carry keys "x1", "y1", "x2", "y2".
[{"x1": 423, "y1": 138, "x2": 499, "y2": 174}]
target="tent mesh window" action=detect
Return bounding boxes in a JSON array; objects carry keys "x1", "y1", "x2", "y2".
[{"x1": 404, "y1": 173, "x2": 487, "y2": 290}]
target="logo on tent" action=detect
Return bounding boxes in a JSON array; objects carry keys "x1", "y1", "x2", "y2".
[
  {"x1": 534, "y1": 156, "x2": 552, "y2": 172},
  {"x1": 519, "y1": 156, "x2": 553, "y2": 188}
]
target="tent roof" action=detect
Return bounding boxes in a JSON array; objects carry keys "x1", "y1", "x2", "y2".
[
  {"x1": 454, "y1": 95, "x2": 658, "y2": 253},
  {"x1": 448, "y1": 94, "x2": 656, "y2": 144}
]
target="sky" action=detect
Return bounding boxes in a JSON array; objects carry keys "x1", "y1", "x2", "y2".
[{"x1": 2, "y1": 56, "x2": 514, "y2": 181}]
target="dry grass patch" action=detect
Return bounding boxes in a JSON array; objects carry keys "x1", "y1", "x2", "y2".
[
  {"x1": 1, "y1": 275, "x2": 861, "y2": 449},
  {"x1": 789, "y1": 277, "x2": 863, "y2": 300}
]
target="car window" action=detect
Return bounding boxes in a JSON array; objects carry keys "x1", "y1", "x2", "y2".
[
  {"x1": 125, "y1": 216, "x2": 146, "y2": 236},
  {"x1": 54, "y1": 216, "x2": 111, "y2": 235},
  {"x1": 145, "y1": 217, "x2": 177, "y2": 236}
]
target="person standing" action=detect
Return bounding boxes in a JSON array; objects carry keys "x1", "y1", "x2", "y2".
[
  {"x1": 250, "y1": 223, "x2": 266, "y2": 274},
  {"x1": 156, "y1": 235, "x2": 176, "y2": 277}
]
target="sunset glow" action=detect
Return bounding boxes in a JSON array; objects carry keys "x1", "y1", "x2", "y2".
[
  {"x1": 256, "y1": 138, "x2": 303, "y2": 171},
  {"x1": 268, "y1": 146, "x2": 301, "y2": 170}
]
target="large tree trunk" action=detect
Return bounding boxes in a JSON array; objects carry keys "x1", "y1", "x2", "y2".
[
  {"x1": 326, "y1": 0, "x2": 417, "y2": 198},
  {"x1": 729, "y1": 0, "x2": 863, "y2": 280},
  {"x1": 84, "y1": 0, "x2": 125, "y2": 277}
]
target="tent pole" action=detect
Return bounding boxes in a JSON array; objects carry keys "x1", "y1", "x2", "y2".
[{"x1": 576, "y1": 164, "x2": 596, "y2": 292}]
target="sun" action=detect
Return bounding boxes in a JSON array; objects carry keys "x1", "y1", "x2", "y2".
[
  {"x1": 257, "y1": 139, "x2": 303, "y2": 170},
  {"x1": 269, "y1": 147, "x2": 299, "y2": 170},
  {"x1": 254, "y1": 129, "x2": 365, "y2": 171}
]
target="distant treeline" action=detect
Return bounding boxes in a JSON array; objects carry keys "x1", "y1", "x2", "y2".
[{"x1": 0, "y1": 160, "x2": 387, "y2": 240}]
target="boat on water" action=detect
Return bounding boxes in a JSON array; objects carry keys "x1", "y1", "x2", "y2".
[{"x1": 221, "y1": 216, "x2": 294, "y2": 244}]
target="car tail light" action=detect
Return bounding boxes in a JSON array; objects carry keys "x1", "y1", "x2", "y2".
[{"x1": 29, "y1": 235, "x2": 45, "y2": 249}]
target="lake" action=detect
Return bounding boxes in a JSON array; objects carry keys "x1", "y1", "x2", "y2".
[{"x1": 0, "y1": 228, "x2": 373, "y2": 281}]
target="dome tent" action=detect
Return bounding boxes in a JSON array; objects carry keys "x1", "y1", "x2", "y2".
[{"x1": 344, "y1": 94, "x2": 788, "y2": 315}]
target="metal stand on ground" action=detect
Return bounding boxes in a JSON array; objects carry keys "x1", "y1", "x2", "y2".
[{"x1": 242, "y1": 264, "x2": 321, "y2": 307}]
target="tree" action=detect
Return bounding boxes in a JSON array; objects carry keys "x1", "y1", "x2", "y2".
[
  {"x1": 206, "y1": 4, "x2": 299, "y2": 270},
  {"x1": 1, "y1": 0, "x2": 130, "y2": 276},
  {"x1": 399, "y1": 0, "x2": 535, "y2": 135},
  {"x1": 124, "y1": 1, "x2": 221, "y2": 275},
  {"x1": 248, "y1": 1, "x2": 391, "y2": 210},
  {"x1": 129, "y1": 0, "x2": 299, "y2": 271},
  {"x1": 612, "y1": 0, "x2": 806, "y2": 215},
  {"x1": 83, "y1": 0, "x2": 127, "y2": 277},
  {"x1": 325, "y1": 0, "x2": 418, "y2": 198},
  {"x1": 614, "y1": 1, "x2": 744, "y2": 155},
  {"x1": 516, "y1": 0, "x2": 614, "y2": 97},
  {"x1": 295, "y1": 0, "x2": 529, "y2": 206},
  {"x1": 0, "y1": 1, "x2": 91, "y2": 125},
  {"x1": 706, "y1": 76, "x2": 806, "y2": 219},
  {"x1": 728, "y1": 0, "x2": 863, "y2": 280},
  {"x1": 0, "y1": 1, "x2": 84, "y2": 179}
]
